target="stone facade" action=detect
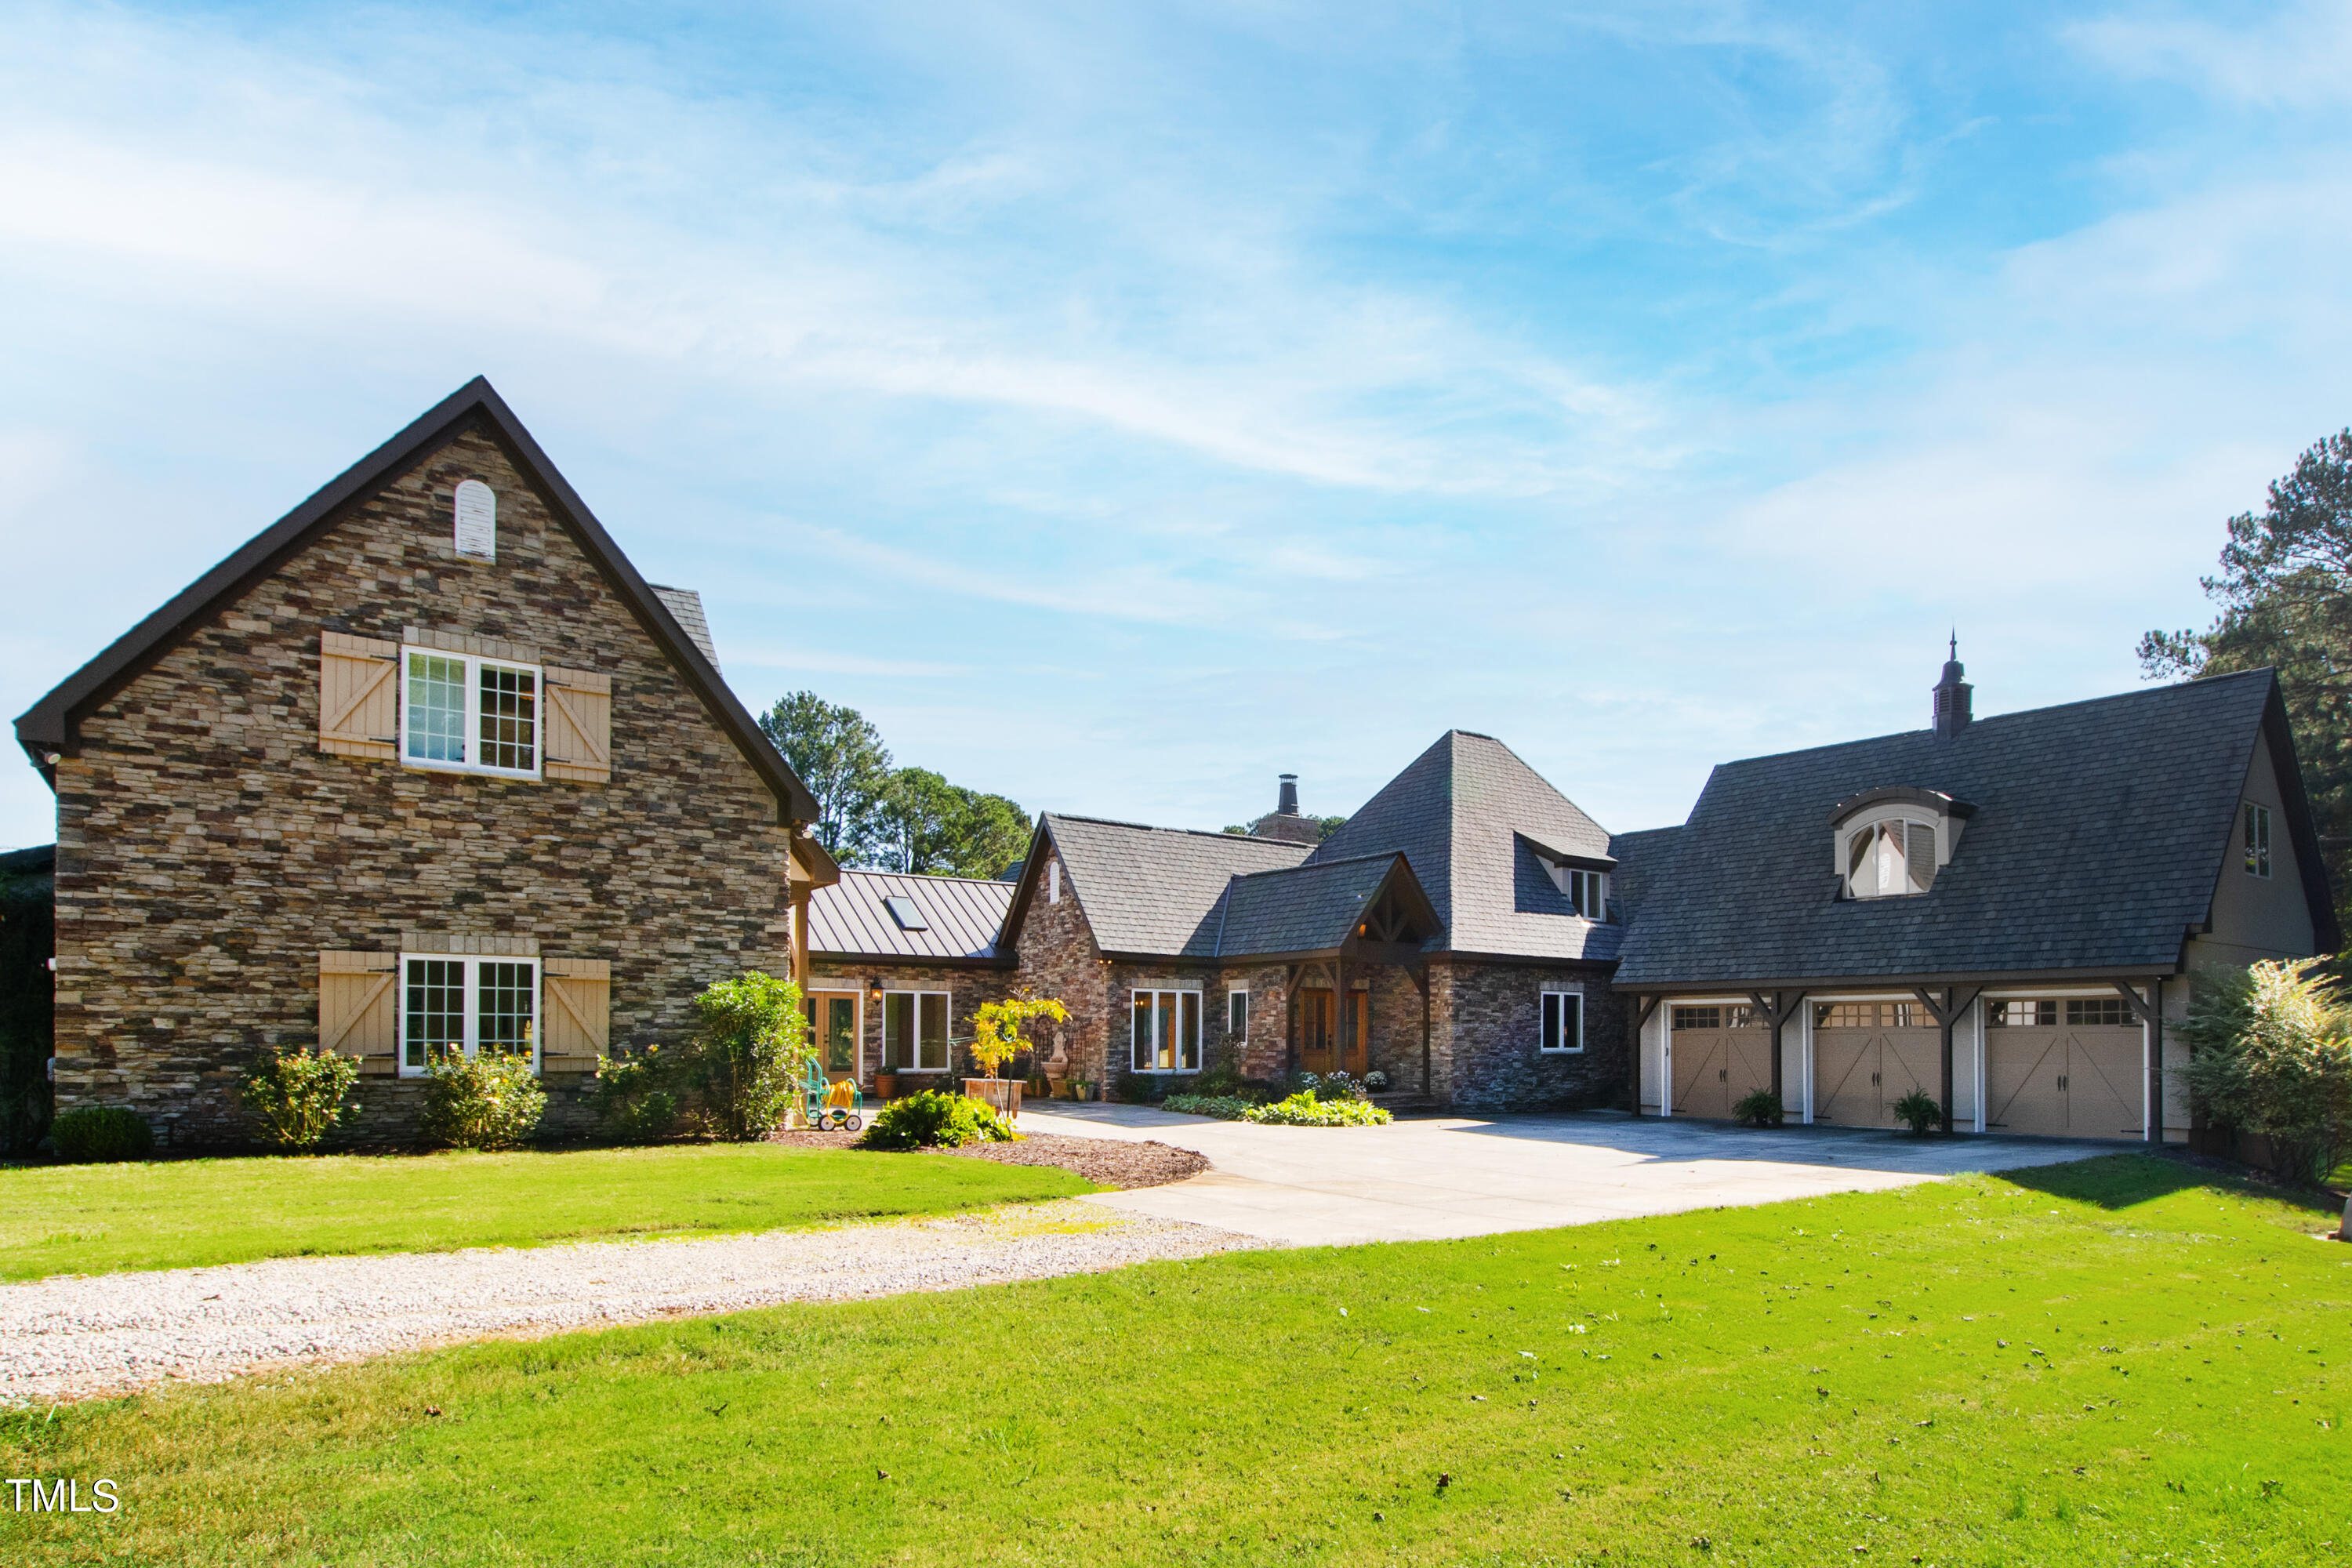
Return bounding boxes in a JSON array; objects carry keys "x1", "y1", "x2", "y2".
[
  {"x1": 1433, "y1": 960, "x2": 1627, "y2": 1111},
  {"x1": 49, "y1": 423, "x2": 794, "y2": 1146},
  {"x1": 804, "y1": 961, "x2": 1015, "y2": 1091}
]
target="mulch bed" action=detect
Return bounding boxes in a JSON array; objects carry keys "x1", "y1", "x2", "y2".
[
  {"x1": 764, "y1": 1126, "x2": 1209, "y2": 1190},
  {"x1": 931, "y1": 1134, "x2": 1210, "y2": 1190}
]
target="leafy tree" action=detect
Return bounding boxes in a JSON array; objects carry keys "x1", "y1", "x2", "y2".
[
  {"x1": 688, "y1": 971, "x2": 808, "y2": 1141},
  {"x1": 2142, "y1": 430, "x2": 2352, "y2": 931},
  {"x1": 2177, "y1": 958, "x2": 2352, "y2": 1185},
  {"x1": 757, "y1": 691, "x2": 892, "y2": 858},
  {"x1": 869, "y1": 768, "x2": 1031, "y2": 878},
  {"x1": 1220, "y1": 815, "x2": 1348, "y2": 841}
]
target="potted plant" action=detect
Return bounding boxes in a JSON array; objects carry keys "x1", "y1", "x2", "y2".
[
  {"x1": 967, "y1": 992, "x2": 1069, "y2": 1121},
  {"x1": 875, "y1": 1067, "x2": 898, "y2": 1102}
]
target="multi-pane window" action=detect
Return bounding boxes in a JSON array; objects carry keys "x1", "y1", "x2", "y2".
[
  {"x1": 1813, "y1": 1001, "x2": 1919, "y2": 1029},
  {"x1": 1987, "y1": 999, "x2": 2058, "y2": 1028},
  {"x1": 805, "y1": 996, "x2": 858, "y2": 1074},
  {"x1": 2245, "y1": 803, "x2": 2272, "y2": 877},
  {"x1": 402, "y1": 648, "x2": 539, "y2": 777},
  {"x1": 400, "y1": 955, "x2": 538, "y2": 1074},
  {"x1": 1845, "y1": 818, "x2": 1937, "y2": 898},
  {"x1": 1540, "y1": 992, "x2": 1584, "y2": 1053},
  {"x1": 1228, "y1": 989, "x2": 1249, "y2": 1040},
  {"x1": 1671, "y1": 1004, "x2": 1755, "y2": 1031},
  {"x1": 1131, "y1": 989, "x2": 1202, "y2": 1073},
  {"x1": 2066, "y1": 998, "x2": 2129, "y2": 1027},
  {"x1": 882, "y1": 992, "x2": 950, "y2": 1072}
]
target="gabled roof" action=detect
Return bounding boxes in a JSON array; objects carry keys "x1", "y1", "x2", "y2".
[
  {"x1": 808, "y1": 869, "x2": 1013, "y2": 964},
  {"x1": 1310, "y1": 730, "x2": 1620, "y2": 961},
  {"x1": 1613, "y1": 669, "x2": 2336, "y2": 987},
  {"x1": 1021, "y1": 814, "x2": 1312, "y2": 959},
  {"x1": 1214, "y1": 852, "x2": 1436, "y2": 958},
  {"x1": 13, "y1": 378, "x2": 818, "y2": 825}
]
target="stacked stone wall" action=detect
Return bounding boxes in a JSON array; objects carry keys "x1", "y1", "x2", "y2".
[
  {"x1": 49, "y1": 423, "x2": 793, "y2": 1147},
  {"x1": 1439, "y1": 961, "x2": 1628, "y2": 1112},
  {"x1": 1009, "y1": 846, "x2": 1112, "y2": 1085},
  {"x1": 806, "y1": 961, "x2": 1017, "y2": 1092}
]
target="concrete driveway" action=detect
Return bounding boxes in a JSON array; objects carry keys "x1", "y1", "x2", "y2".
[{"x1": 1022, "y1": 1103, "x2": 2124, "y2": 1246}]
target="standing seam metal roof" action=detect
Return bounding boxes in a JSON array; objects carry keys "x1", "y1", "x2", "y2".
[{"x1": 807, "y1": 869, "x2": 1014, "y2": 960}]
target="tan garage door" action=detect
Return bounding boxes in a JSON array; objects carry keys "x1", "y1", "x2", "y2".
[
  {"x1": 1984, "y1": 1000, "x2": 2140, "y2": 1138},
  {"x1": 1812, "y1": 1003, "x2": 1940, "y2": 1128},
  {"x1": 1669, "y1": 1005, "x2": 1770, "y2": 1120}
]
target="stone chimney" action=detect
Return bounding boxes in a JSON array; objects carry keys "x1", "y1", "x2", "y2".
[
  {"x1": 1250, "y1": 774, "x2": 1320, "y2": 844},
  {"x1": 1933, "y1": 634, "x2": 1973, "y2": 739}
]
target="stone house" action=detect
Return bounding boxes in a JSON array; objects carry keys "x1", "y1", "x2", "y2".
[
  {"x1": 800, "y1": 732, "x2": 1635, "y2": 1112},
  {"x1": 12, "y1": 379, "x2": 837, "y2": 1145}
]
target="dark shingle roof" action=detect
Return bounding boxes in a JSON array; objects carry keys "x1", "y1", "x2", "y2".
[
  {"x1": 1046, "y1": 815, "x2": 1312, "y2": 957},
  {"x1": 1603, "y1": 826, "x2": 1682, "y2": 925},
  {"x1": 647, "y1": 586, "x2": 718, "y2": 668},
  {"x1": 808, "y1": 869, "x2": 1014, "y2": 961},
  {"x1": 1614, "y1": 670, "x2": 2310, "y2": 986},
  {"x1": 1214, "y1": 854, "x2": 1403, "y2": 956},
  {"x1": 1310, "y1": 731, "x2": 1619, "y2": 960}
]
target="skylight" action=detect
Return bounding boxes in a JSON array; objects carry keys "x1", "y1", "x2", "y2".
[{"x1": 884, "y1": 895, "x2": 927, "y2": 931}]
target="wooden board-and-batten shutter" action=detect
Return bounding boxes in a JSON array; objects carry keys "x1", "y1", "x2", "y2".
[
  {"x1": 319, "y1": 633, "x2": 400, "y2": 760},
  {"x1": 319, "y1": 951, "x2": 399, "y2": 1076},
  {"x1": 541, "y1": 959, "x2": 612, "y2": 1070},
  {"x1": 542, "y1": 666, "x2": 612, "y2": 784}
]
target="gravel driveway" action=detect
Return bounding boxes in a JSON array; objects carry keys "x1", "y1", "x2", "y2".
[{"x1": 2, "y1": 1200, "x2": 1258, "y2": 1406}]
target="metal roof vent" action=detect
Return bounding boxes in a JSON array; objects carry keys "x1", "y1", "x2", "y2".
[{"x1": 883, "y1": 895, "x2": 927, "y2": 931}]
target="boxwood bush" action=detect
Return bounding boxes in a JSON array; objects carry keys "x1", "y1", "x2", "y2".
[
  {"x1": 419, "y1": 1051, "x2": 546, "y2": 1151},
  {"x1": 857, "y1": 1089, "x2": 1018, "y2": 1150},
  {"x1": 50, "y1": 1105, "x2": 154, "y2": 1163}
]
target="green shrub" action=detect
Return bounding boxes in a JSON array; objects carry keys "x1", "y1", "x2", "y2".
[
  {"x1": 1242, "y1": 1091, "x2": 1392, "y2": 1127},
  {"x1": 238, "y1": 1047, "x2": 361, "y2": 1152},
  {"x1": 1162, "y1": 1094, "x2": 1255, "y2": 1120},
  {"x1": 1891, "y1": 1090, "x2": 1943, "y2": 1135},
  {"x1": 2180, "y1": 957, "x2": 2352, "y2": 1185},
  {"x1": 857, "y1": 1088, "x2": 1018, "y2": 1150},
  {"x1": 50, "y1": 1105, "x2": 154, "y2": 1163},
  {"x1": 1290, "y1": 1070, "x2": 1371, "y2": 1103},
  {"x1": 1113, "y1": 1069, "x2": 1157, "y2": 1105},
  {"x1": 1732, "y1": 1089, "x2": 1785, "y2": 1128},
  {"x1": 688, "y1": 971, "x2": 808, "y2": 1141},
  {"x1": 419, "y1": 1051, "x2": 546, "y2": 1151},
  {"x1": 591, "y1": 1047, "x2": 680, "y2": 1144}
]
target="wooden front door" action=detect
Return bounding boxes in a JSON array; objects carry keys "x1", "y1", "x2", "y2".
[
  {"x1": 1299, "y1": 991, "x2": 1368, "y2": 1076},
  {"x1": 804, "y1": 992, "x2": 861, "y2": 1084}
]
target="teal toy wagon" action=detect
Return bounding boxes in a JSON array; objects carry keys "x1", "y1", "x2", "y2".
[{"x1": 804, "y1": 1058, "x2": 863, "y2": 1133}]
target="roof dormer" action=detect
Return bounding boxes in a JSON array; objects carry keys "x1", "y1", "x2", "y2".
[{"x1": 1829, "y1": 786, "x2": 1975, "y2": 900}]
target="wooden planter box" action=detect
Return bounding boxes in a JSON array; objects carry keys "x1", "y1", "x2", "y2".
[{"x1": 964, "y1": 1077, "x2": 1022, "y2": 1119}]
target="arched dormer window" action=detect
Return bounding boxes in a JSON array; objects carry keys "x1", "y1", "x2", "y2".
[{"x1": 1829, "y1": 787, "x2": 1975, "y2": 901}]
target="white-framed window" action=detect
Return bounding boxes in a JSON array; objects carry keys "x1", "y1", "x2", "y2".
[
  {"x1": 2245, "y1": 802, "x2": 2272, "y2": 877},
  {"x1": 881, "y1": 991, "x2": 950, "y2": 1073},
  {"x1": 1131, "y1": 989, "x2": 1202, "y2": 1073},
  {"x1": 1540, "y1": 990, "x2": 1584, "y2": 1053},
  {"x1": 402, "y1": 646, "x2": 541, "y2": 778},
  {"x1": 1843, "y1": 815, "x2": 1936, "y2": 898},
  {"x1": 1566, "y1": 869, "x2": 1608, "y2": 920},
  {"x1": 1227, "y1": 988, "x2": 1249, "y2": 1040},
  {"x1": 399, "y1": 954, "x2": 539, "y2": 1076}
]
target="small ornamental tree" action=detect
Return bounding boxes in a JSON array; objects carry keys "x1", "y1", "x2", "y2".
[
  {"x1": 689, "y1": 971, "x2": 809, "y2": 1140},
  {"x1": 2180, "y1": 957, "x2": 2352, "y2": 1185},
  {"x1": 969, "y1": 992, "x2": 1069, "y2": 1080},
  {"x1": 238, "y1": 1046, "x2": 361, "y2": 1152}
]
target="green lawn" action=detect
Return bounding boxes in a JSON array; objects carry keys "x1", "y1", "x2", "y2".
[
  {"x1": 0, "y1": 1145, "x2": 1097, "y2": 1280},
  {"x1": 4, "y1": 1155, "x2": 2344, "y2": 1566}
]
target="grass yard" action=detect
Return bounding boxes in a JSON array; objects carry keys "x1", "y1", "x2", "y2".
[
  {"x1": 0, "y1": 1144, "x2": 1098, "y2": 1280},
  {"x1": 4, "y1": 1155, "x2": 2345, "y2": 1566}
]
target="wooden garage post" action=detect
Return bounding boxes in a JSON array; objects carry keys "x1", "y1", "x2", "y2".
[
  {"x1": 1913, "y1": 985, "x2": 1982, "y2": 1135},
  {"x1": 2113, "y1": 978, "x2": 2161, "y2": 1144},
  {"x1": 1748, "y1": 990, "x2": 1806, "y2": 1112}
]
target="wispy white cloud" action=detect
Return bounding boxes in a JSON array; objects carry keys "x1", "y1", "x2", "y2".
[{"x1": 2067, "y1": 1, "x2": 2352, "y2": 109}]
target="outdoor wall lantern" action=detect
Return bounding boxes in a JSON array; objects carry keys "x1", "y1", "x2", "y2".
[{"x1": 867, "y1": 976, "x2": 884, "y2": 1003}]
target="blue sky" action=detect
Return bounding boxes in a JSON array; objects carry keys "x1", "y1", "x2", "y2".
[{"x1": 5, "y1": 1, "x2": 2350, "y2": 849}]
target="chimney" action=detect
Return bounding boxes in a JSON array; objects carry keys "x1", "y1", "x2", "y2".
[
  {"x1": 1933, "y1": 634, "x2": 1973, "y2": 739},
  {"x1": 1249, "y1": 774, "x2": 1320, "y2": 844}
]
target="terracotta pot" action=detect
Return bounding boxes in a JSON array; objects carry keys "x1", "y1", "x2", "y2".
[{"x1": 874, "y1": 1072, "x2": 898, "y2": 1100}]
